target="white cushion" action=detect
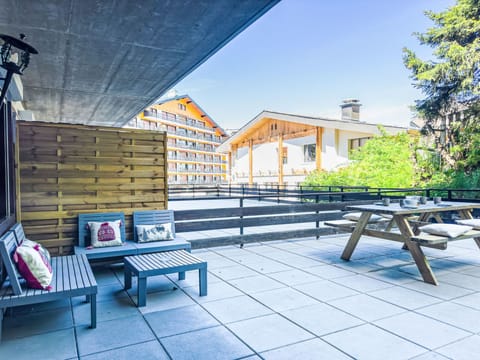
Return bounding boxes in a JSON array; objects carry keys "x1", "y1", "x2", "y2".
[
  {"x1": 13, "y1": 243, "x2": 53, "y2": 290},
  {"x1": 419, "y1": 224, "x2": 473, "y2": 238},
  {"x1": 456, "y1": 219, "x2": 480, "y2": 229},
  {"x1": 136, "y1": 223, "x2": 174, "y2": 242},
  {"x1": 88, "y1": 220, "x2": 123, "y2": 247},
  {"x1": 343, "y1": 212, "x2": 383, "y2": 222}
]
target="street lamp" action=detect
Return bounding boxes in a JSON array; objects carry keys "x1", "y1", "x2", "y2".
[{"x1": 0, "y1": 33, "x2": 38, "y2": 106}]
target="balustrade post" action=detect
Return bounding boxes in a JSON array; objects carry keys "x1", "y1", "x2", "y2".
[
  {"x1": 315, "y1": 194, "x2": 320, "y2": 239},
  {"x1": 240, "y1": 198, "x2": 244, "y2": 235}
]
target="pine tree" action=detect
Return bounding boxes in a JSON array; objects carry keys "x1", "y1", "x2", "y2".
[{"x1": 403, "y1": 0, "x2": 480, "y2": 170}]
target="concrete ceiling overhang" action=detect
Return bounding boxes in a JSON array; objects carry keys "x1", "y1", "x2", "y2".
[{"x1": 0, "y1": 0, "x2": 279, "y2": 127}]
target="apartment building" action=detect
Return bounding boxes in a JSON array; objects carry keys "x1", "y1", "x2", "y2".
[{"x1": 126, "y1": 95, "x2": 228, "y2": 184}]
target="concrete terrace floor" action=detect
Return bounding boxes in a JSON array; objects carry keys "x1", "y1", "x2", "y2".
[{"x1": 2, "y1": 234, "x2": 480, "y2": 359}]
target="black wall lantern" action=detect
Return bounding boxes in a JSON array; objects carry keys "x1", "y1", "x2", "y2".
[{"x1": 0, "y1": 33, "x2": 38, "y2": 107}]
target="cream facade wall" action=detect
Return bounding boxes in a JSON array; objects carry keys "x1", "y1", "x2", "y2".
[{"x1": 231, "y1": 127, "x2": 378, "y2": 184}]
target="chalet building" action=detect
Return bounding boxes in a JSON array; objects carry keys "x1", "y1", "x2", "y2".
[
  {"x1": 126, "y1": 95, "x2": 228, "y2": 184},
  {"x1": 217, "y1": 100, "x2": 410, "y2": 185}
]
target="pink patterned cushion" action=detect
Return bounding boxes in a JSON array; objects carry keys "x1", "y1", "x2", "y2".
[
  {"x1": 13, "y1": 243, "x2": 53, "y2": 290},
  {"x1": 87, "y1": 220, "x2": 123, "y2": 248}
]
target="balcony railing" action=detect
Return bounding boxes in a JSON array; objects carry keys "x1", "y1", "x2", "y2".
[
  {"x1": 143, "y1": 110, "x2": 217, "y2": 134},
  {"x1": 165, "y1": 129, "x2": 223, "y2": 143},
  {"x1": 167, "y1": 143, "x2": 217, "y2": 153},
  {"x1": 168, "y1": 155, "x2": 225, "y2": 164},
  {"x1": 168, "y1": 168, "x2": 226, "y2": 174}
]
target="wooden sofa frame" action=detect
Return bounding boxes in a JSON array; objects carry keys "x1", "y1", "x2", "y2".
[
  {"x1": 0, "y1": 225, "x2": 97, "y2": 341},
  {"x1": 75, "y1": 210, "x2": 191, "y2": 261}
]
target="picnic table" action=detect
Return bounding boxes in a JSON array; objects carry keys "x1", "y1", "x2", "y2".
[{"x1": 341, "y1": 201, "x2": 480, "y2": 285}]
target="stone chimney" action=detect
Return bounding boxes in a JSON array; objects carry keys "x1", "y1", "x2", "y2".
[{"x1": 340, "y1": 99, "x2": 361, "y2": 121}]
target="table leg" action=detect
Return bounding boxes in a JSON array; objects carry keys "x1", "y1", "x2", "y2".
[
  {"x1": 341, "y1": 212, "x2": 372, "y2": 260},
  {"x1": 178, "y1": 271, "x2": 186, "y2": 281},
  {"x1": 137, "y1": 276, "x2": 147, "y2": 307},
  {"x1": 394, "y1": 215, "x2": 438, "y2": 285},
  {"x1": 458, "y1": 209, "x2": 473, "y2": 220},
  {"x1": 124, "y1": 267, "x2": 132, "y2": 290}
]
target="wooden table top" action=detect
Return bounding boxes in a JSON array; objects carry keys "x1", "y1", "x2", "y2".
[{"x1": 347, "y1": 201, "x2": 480, "y2": 215}]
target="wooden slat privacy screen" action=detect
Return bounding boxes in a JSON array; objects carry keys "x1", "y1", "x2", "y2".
[{"x1": 17, "y1": 121, "x2": 168, "y2": 255}]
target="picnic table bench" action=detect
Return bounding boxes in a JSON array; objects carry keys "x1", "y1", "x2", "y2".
[{"x1": 124, "y1": 250, "x2": 207, "y2": 307}]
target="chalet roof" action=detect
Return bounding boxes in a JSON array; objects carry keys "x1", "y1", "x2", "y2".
[
  {"x1": 217, "y1": 110, "x2": 410, "y2": 152},
  {"x1": 155, "y1": 94, "x2": 227, "y2": 136}
]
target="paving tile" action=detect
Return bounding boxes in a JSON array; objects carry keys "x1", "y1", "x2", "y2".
[
  {"x1": 363, "y1": 255, "x2": 412, "y2": 267},
  {"x1": 331, "y1": 274, "x2": 393, "y2": 293},
  {"x1": 227, "y1": 314, "x2": 313, "y2": 352},
  {"x1": 76, "y1": 315, "x2": 155, "y2": 356},
  {"x1": 452, "y1": 292, "x2": 480, "y2": 310},
  {"x1": 409, "y1": 351, "x2": 450, "y2": 360},
  {"x1": 294, "y1": 280, "x2": 359, "y2": 302},
  {"x1": 305, "y1": 264, "x2": 356, "y2": 279},
  {"x1": 436, "y1": 335, "x2": 480, "y2": 360},
  {"x1": 0, "y1": 329, "x2": 77, "y2": 360},
  {"x1": 281, "y1": 302, "x2": 364, "y2": 336},
  {"x1": 92, "y1": 265, "x2": 122, "y2": 286},
  {"x1": 322, "y1": 323, "x2": 425, "y2": 360},
  {"x1": 167, "y1": 269, "x2": 222, "y2": 289},
  {"x1": 274, "y1": 254, "x2": 324, "y2": 268},
  {"x1": 93, "y1": 282, "x2": 129, "y2": 302},
  {"x1": 124, "y1": 273, "x2": 177, "y2": 295},
  {"x1": 145, "y1": 304, "x2": 219, "y2": 338},
  {"x1": 374, "y1": 312, "x2": 470, "y2": 350},
  {"x1": 161, "y1": 325, "x2": 253, "y2": 360},
  {"x1": 369, "y1": 286, "x2": 442, "y2": 310},
  {"x1": 229, "y1": 274, "x2": 286, "y2": 294},
  {"x1": 417, "y1": 301, "x2": 480, "y2": 332},
  {"x1": 212, "y1": 246, "x2": 254, "y2": 259},
  {"x1": 267, "y1": 268, "x2": 322, "y2": 286},
  {"x1": 437, "y1": 272, "x2": 480, "y2": 290},
  {"x1": 2, "y1": 307, "x2": 73, "y2": 340},
  {"x1": 240, "y1": 257, "x2": 292, "y2": 274},
  {"x1": 261, "y1": 338, "x2": 351, "y2": 360},
  {"x1": 365, "y1": 267, "x2": 421, "y2": 284},
  {"x1": 73, "y1": 296, "x2": 140, "y2": 326},
  {"x1": 334, "y1": 260, "x2": 383, "y2": 273},
  {"x1": 136, "y1": 287, "x2": 196, "y2": 314},
  {"x1": 11, "y1": 298, "x2": 71, "y2": 314},
  {"x1": 183, "y1": 279, "x2": 243, "y2": 304},
  {"x1": 251, "y1": 287, "x2": 319, "y2": 312},
  {"x1": 81, "y1": 340, "x2": 169, "y2": 359},
  {"x1": 202, "y1": 295, "x2": 273, "y2": 323},
  {"x1": 330, "y1": 294, "x2": 406, "y2": 322},
  {"x1": 209, "y1": 264, "x2": 259, "y2": 280},
  {"x1": 203, "y1": 256, "x2": 240, "y2": 269},
  {"x1": 400, "y1": 279, "x2": 474, "y2": 300}
]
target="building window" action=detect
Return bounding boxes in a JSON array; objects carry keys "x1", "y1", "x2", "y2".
[
  {"x1": 349, "y1": 137, "x2": 372, "y2": 151},
  {"x1": 178, "y1": 103, "x2": 186, "y2": 111},
  {"x1": 303, "y1": 144, "x2": 316, "y2": 162}
]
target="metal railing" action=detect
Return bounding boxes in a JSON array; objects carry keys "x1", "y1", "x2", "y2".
[{"x1": 168, "y1": 184, "x2": 480, "y2": 202}]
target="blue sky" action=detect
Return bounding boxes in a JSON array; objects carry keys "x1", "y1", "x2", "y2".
[{"x1": 174, "y1": 0, "x2": 455, "y2": 129}]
